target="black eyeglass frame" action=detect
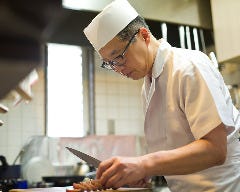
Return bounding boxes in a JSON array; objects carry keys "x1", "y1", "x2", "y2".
[{"x1": 101, "y1": 30, "x2": 140, "y2": 70}]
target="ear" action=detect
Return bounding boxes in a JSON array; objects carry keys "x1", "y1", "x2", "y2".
[{"x1": 139, "y1": 27, "x2": 150, "y2": 44}]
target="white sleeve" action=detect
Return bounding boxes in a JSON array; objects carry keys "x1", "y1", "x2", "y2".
[{"x1": 181, "y1": 52, "x2": 235, "y2": 140}]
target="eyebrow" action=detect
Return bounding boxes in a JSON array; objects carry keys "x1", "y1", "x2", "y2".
[
  {"x1": 102, "y1": 44, "x2": 122, "y2": 61},
  {"x1": 102, "y1": 49, "x2": 118, "y2": 61},
  {"x1": 103, "y1": 48, "x2": 121, "y2": 61},
  {"x1": 110, "y1": 48, "x2": 120, "y2": 57}
]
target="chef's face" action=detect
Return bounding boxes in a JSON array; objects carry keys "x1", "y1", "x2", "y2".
[{"x1": 99, "y1": 28, "x2": 153, "y2": 80}]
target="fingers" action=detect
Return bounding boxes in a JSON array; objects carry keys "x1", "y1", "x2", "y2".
[
  {"x1": 96, "y1": 157, "x2": 124, "y2": 189},
  {"x1": 96, "y1": 158, "x2": 113, "y2": 179},
  {"x1": 103, "y1": 171, "x2": 123, "y2": 189},
  {"x1": 98, "y1": 157, "x2": 122, "y2": 188},
  {"x1": 96, "y1": 156, "x2": 146, "y2": 189}
]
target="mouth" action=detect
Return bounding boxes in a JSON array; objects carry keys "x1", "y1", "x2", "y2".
[
  {"x1": 120, "y1": 70, "x2": 132, "y2": 77},
  {"x1": 127, "y1": 72, "x2": 134, "y2": 78}
]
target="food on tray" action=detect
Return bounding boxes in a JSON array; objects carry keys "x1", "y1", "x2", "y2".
[{"x1": 66, "y1": 179, "x2": 106, "y2": 192}]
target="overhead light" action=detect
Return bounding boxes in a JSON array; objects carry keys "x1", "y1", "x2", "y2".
[
  {"x1": 62, "y1": 0, "x2": 86, "y2": 10},
  {"x1": 62, "y1": 0, "x2": 112, "y2": 11}
]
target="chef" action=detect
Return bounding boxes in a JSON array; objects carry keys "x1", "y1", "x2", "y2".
[{"x1": 83, "y1": 0, "x2": 240, "y2": 191}]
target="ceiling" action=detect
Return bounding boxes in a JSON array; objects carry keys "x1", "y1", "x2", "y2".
[{"x1": 0, "y1": 0, "x2": 214, "y2": 99}]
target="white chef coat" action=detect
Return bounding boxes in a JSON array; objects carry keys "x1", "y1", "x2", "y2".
[{"x1": 142, "y1": 39, "x2": 240, "y2": 192}]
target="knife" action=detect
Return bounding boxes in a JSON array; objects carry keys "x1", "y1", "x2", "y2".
[{"x1": 66, "y1": 147, "x2": 101, "y2": 168}]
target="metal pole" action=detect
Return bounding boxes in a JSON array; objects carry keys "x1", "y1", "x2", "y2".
[{"x1": 87, "y1": 48, "x2": 95, "y2": 135}]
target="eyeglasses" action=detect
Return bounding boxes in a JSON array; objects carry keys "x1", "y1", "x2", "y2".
[{"x1": 101, "y1": 30, "x2": 139, "y2": 70}]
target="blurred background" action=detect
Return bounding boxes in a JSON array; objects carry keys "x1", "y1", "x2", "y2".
[{"x1": 0, "y1": 0, "x2": 239, "y2": 191}]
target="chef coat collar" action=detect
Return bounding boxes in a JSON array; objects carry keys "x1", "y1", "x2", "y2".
[{"x1": 151, "y1": 38, "x2": 171, "y2": 79}]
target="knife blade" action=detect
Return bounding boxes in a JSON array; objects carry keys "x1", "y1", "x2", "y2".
[{"x1": 66, "y1": 147, "x2": 101, "y2": 168}]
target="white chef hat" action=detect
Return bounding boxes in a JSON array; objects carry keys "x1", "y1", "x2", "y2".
[{"x1": 83, "y1": 0, "x2": 138, "y2": 52}]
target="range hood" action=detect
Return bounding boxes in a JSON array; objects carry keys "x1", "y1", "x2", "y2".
[
  {"x1": 0, "y1": 0, "x2": 62, "y2": 99},
  {"x1": 0, "y1": 0, "x2": 213, "y2": 100}
]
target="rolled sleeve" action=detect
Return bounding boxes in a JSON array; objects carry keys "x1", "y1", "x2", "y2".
[{"x1": 181, "y1": 56, "x2": 234, "y2": 139}]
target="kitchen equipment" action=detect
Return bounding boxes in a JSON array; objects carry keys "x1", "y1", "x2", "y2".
[
  {"x1": 74, "y1": 162, "x2": 90, "y2": 176},
  {"x1": 178, "y1": 25, "x2": 185, "y2": 49},
  {"x1": 21, "y1": 156, "x2": 54, "y2": 185},
  {"x1": 185, "y1": 26, "x2": 192, "y2": 50},
  {"x1": 199, "y1": 29, "x2": 206, "y2": 53},
  {"x1": 193, "y1": 28, "x2": 200, "y2": 51},
  {"x1": 0, "y1": 103, "x2": 8, "y2": 126},
  {"x1": 0, "y1": 155, "x2": 22, "y2": 192},
  {"x1": 0, "y1": 103, "x2": 8, "y2": 113},
  {"x1": 66, "y1": 147, "x2": 101, "y2": 168},
  {"x1": 0, "y1": 155, "x2": 21, "y2": 179},
  {"x1": 42, "y1": 176, "x2": 85, "y2": 187},
  {"x1": 161, "y1": 23, "x2": 167, "y2": 40}
]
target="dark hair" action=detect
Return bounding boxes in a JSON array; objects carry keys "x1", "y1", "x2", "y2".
[{"x1": 117, "y1": 15, "x2": 150, "y2": 41}]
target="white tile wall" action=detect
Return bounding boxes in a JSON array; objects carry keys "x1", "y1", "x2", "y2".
[
  {"x1": 94, "y1": 54, "x2": 145, "y2": 136},
  {"x1": 0, "y1": 54, "x2": 146, "y2": 164},
  {"x1": 0, "y1": 69, "x2": 45, "y2": 164}
]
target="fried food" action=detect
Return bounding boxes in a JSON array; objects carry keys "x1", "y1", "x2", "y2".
[{"x1": 66, "y1": 179, "x2": 105, "y2": 192}]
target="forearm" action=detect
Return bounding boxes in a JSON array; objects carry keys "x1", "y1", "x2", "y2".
[{"x1": 141, "y1": 138, "x2": 226, "y2": 176}]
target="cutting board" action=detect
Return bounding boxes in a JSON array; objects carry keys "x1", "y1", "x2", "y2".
[{"x1": 9, "y1": 187, "x2": 152, "y2": 192}]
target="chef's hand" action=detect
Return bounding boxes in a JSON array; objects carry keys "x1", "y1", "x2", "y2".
[{"x1": 96, "y1": 156, "x2": 147, "y2": 189}]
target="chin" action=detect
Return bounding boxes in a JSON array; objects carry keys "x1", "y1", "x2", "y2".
[
  {"x1": 125, "y1": 72, "x2": 144, "y2": 80},
  {"x1": 130, "y1": 75, "x2": 142, "y2": 80}
]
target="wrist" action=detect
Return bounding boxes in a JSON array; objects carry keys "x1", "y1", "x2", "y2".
[{"x1": 140, "y1": 154, "x2": 152, "y2": 178}]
